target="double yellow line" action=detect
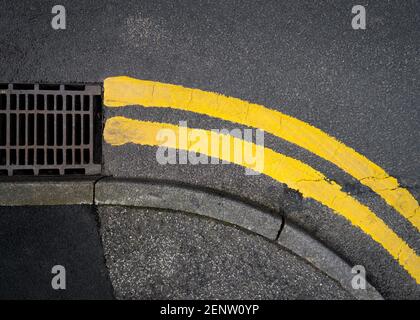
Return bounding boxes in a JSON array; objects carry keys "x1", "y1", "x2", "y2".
[{"x1": 103, "y1": 76, "x2": 420, "y2": 282}]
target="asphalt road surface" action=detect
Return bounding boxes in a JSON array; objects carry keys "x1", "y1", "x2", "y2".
[{"x1": 0, "y1": 0, "x2": 419, "y2": 299}]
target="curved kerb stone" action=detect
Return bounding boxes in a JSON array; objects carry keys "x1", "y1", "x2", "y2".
[{"x1": 95, "y1": 178, "x2": 383, "y2": 300}]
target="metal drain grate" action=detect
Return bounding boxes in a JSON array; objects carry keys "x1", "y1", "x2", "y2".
[{"x1": 0, "y1": 83, "x2": 102, "y2": 176}]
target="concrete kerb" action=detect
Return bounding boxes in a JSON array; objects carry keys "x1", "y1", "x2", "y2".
[
  {"x1": 95, "y1": 177, "x2": 383, "y2": 300},
  {"x1": 94, "y1": 178, "x2": 283, "y2": 241},
  {"x1": 0, "y1": 178, "x2": 95, "y2": 206},
  {"x1": 0, "y1": 177, "x2": 383, "y2": 299}
]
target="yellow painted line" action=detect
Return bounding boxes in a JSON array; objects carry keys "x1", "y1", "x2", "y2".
[
  {"x1": 104, "y1": 76, "x2": 420, "y2": 232},
  {"x1": 104, "y1": 116, "x2": 420, "y2": 283}
]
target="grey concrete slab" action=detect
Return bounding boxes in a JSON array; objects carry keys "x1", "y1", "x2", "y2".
[
  {"x1": 98, "y1": 205, "x2": 354, "y2": 300},
  {"x1": 0, "y1": 179, "x2": 95, "y2": 206}
]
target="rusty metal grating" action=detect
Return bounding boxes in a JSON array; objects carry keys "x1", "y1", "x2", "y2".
[{"x1": 0, "y1": 83, "x2": 102, "y2": 176}]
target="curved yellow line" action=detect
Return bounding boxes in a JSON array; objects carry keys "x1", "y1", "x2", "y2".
[
  {"x1": 104, "y1": 116, "x2": 420, "y2": 283},
  {"x1": 104, "y1": 76, "x2": 420, "y2": 231}
]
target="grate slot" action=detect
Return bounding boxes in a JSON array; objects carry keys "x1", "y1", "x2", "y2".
[{"x1": 0, "y1": 83, "x2": 102, "y2": 176}]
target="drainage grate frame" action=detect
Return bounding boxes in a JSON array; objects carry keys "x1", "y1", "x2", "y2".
[{"x1": 0, "y1": 83, "x2": 102, "y2": 176}]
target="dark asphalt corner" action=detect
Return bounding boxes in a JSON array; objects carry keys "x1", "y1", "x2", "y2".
[{"x1": 0, "y1": 205, "x2": 114, "y2": 299}]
